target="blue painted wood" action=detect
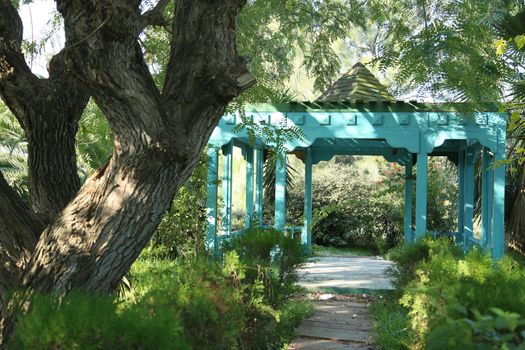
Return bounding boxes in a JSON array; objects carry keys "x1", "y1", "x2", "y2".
[
  {"x1": 255, "y1": 148, "x2": 264, "y2": 226},
  {"x1": 457, "y1": 150, "x2": 465, "y2": 245},
  {"x1": 205, "y1": 147, "x2": 219, "y2": 255},
  {"x1": 492, "y1": 114, "x2": 507, "y2": 259},
  {"x1": 404, "y1": 161, "x2": 413, "y2": 243},
  {"x1": 481, "y1": 148, "x2": 492, "y2": 248},
  {"x1": 492, "y1": 157, "x2": 505, "y2": 259},
  {"x1": 207, "y1": 104, "x2": 506, "y2": 257},
  {"x1": 303, "y1": 148, "x2": 313, "y2": 253},
  {"x1": 463, "y1": 146, "x2": 476, "y2": 250},
  {"x1": 221, "y1": 141, "x2": 233, "y2": 235},
  {"x1": 274, "y1": 152, "x2": 287, "y2": 229},
  {"x1": 211, "y1": 108, "x2": 501, "y2": 156},
  {"x1": 415, "y1": 152, "x2": 428, "y2": 237},
  {"x1": 245, "y1": 146, "x2": 254, "y2": 229}
]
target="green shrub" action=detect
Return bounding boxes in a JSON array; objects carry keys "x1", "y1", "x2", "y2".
[
  {"x1": 10, "y1": 292, "x2": 188, "y2": 350},
  {"x1": 222, "y1": 227, "x2": 309, "y2": 348},
  {"x1": 12, "y1": 229, "x2": 309, "y2": 350},
  {"x1": 374, "y1": 238, "x2": 525, "y2": 349},
  {"x1": 223, "y1": 227, "x2": 306, "y2": 306},
  {"x1": 369, "y1": 293, "x2": 413, "y2": 350},
  {"x1": 386, "y1": 236, "x2": 461, "y2": 291},
  {"x1": 149, "y1": 151, "x2": 208, "y2": 259},
  {"x1": 287, "y1": 158, "x2": 457, "y2": 254},
  {"x1": 130, "y1": 256, "x2": 246, "y2": 349}
]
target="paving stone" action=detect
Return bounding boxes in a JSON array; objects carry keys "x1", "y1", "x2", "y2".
[
  {"x1": 298, "y1": 257, "x2": 394, "y2": 291},
  {"x1": 288, "y1": 257, "x2": 394, "y2": 349},
  {"x1": 289, "y1": 337, "x2": 374, "y2": 350}
]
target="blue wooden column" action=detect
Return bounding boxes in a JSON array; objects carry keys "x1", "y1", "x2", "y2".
[
  {"x1": 221, "y1": 141, "x2": 233, "y2": 236},
  {"x1": 456, "y1": 150, "x2": 465, "y2": 244},
  {"x1": 255, "y1": 148, "x2": 264, "y2": 226},
  {"x1": 492, "y1": 153, "x2": 506, "y2": 259},
  {"x1": 274, "y1": 152, "x2": 287, "y2": 230},
  {"x1": 463, "y1": 145, "x2": 476, "y2": 250},
  {"x1": 205, "y1": 146, "x2": 219, "y2": 255},
  {"x1": 404, "y1": 160, "x2": 413, "y2": 243},
  {"x1": 481, "y1": 148, "x2": 493, "y2": 249},
  {"x1": 245, "y1": 146, "x2": 254, "y2": 229},
  {"x1": 415, "y1": 152, "x2": 428, "y2": 238},
  {"x1": 303, "y1": 148, "x2": 313, "y2": 253}
]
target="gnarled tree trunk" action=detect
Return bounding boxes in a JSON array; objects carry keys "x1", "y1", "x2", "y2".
[
  {"x1": 0, "y1": 1, "x2": 89, "y2": 223},
  {"x1": 0, "y1": 0, "x2": 254, "y2": 346}
]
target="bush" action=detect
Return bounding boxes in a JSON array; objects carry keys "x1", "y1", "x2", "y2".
[
  {"x1": 222, "y1": 227, "x2": 306, "y2": 306},
  {"x1": 287, "y1": 158, "x2": 457, "y2": 254},
  {"x1": 10, "y1": 292, "x2": 188, "y2": 350},
  {"x1": 11, "y1": 228, "x2": 310, "y2": 350},
  {"x1": 372, "y1": 238, "x2": 525, "y2": 349},
  {"x1": 149, "y1": 151, "x2": 208, "y2": 259},
  {"x1": 222, "y1": 227, "x2": 309, "y2": 348}
]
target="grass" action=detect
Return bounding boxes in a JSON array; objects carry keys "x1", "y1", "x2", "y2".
[
  {"x1": 368, "y1": 292, "x2": 412, "y2": 350},
  {"x1": 312, "y1": 244, "x2": 376, "y2": 257}
]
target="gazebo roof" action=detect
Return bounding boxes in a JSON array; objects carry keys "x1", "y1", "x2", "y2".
[{"x1": 317, "y1": 62, "x2": 395, "y2": 102}]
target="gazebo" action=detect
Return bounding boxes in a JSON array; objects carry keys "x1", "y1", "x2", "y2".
[{"x1": 205, "y1": 63, "x2": 507, "y2": 258}]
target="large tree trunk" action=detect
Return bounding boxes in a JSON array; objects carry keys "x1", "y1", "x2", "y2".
[
  {"x1": 21, "y1": 0, "x2": 254, "y2": 294},
  {"x1": 0, "y1": 1, "x2": 89, "y2": 223},
  {"x1": 0, "y1": 172, "x2": 42, "y2": 345},
  {"x1": 0, "y1": 0, "x2": 254, "y2": 346}
]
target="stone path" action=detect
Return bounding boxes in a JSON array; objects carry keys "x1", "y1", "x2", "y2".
[
  {"x1": 288, "y1": 257, "x2": 393, "y2": 350},
  {"x1": 298, "y1": 256, "x2": 394, "y2": 291}
]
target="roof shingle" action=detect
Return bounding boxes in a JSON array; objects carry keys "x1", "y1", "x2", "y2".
[{"x1": 316, "y1": 62, "x2": 395, "y2": 102}]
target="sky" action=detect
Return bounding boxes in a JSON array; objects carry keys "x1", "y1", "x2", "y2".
[{"x1": 18, "y1": 0, "x2": 63, "y2": 77}]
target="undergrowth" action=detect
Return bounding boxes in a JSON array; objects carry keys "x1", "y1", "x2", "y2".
[
  {"x1": 10, "y1": 228, "x2": 312, "y2": 350},
  {"x1": 371, "y1": 237, "x2": 525, "y2": 349}
]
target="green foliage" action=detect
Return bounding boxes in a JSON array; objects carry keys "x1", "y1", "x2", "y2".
[
  {"x1": 76, "y1": 100, "x2": 113, "y2": 180},
  {"x1": 223, "y1": 227, "x2": 306, "y2": 306},
  {"x1": 129, "y1": 256, "x2": 246, "y2": 349},
  {"x1": 149, "y1": 151, "x2": 208, "y2": 259},
  {"x1": 368, "y1": 293, "x2": 413, "y2": 350},
  {"x1": 12, "y1": 229, "x2": 310, "y2": 350},
  {"x1": 373, "y1": 238, "x2": 525, "y2": 349},
  {"x1": 312, "y1": 244, "x2": 374, "y2": 257},
  {"x1": 222, "y1": 227, "x2": 309, "y2": 348},
  {"x1": 368, "y1": 0, "x2": 511, "y2": 102},
  {"x1": 288, "y1": 158, "x2": 457, "y2": 254},
  {"x1": 0, "y1": 104, "x2": 28, "y2": 199},
  {"x1": 10, "y1": 292, "x2": 188, "y2": 350}
]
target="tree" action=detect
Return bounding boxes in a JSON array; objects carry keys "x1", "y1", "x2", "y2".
[
  {"x1": 0, "y1": 0, "x2": 257, "y2": 344},
  {"x1": 0, "y1": 1, "x2": 89, "y2": 223}
]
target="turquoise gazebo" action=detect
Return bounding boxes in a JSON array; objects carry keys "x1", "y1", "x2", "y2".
[{"x1": 205, "y1": 63, "x2": 507, "y2": 258}]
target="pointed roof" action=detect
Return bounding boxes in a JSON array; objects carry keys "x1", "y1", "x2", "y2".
[{"x1": 316, "y1": 62, "x2": 395, "y2": 102}]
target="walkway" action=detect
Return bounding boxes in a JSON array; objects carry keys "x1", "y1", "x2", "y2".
[{"x1": 289, "y1": 256, "x2": 393, "y2": 350}]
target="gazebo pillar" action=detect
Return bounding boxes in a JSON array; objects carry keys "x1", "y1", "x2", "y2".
[
  {"x1": 463, "y1": 146, "x2": 475, "y2": 250},
  {"x1": 205, "y1": 146, "x2": 219, "y2": 255},
  {"x1": 274, "y1": 152, "x2": 287, "y2": 230},
  {"x1": 255, "y1": 148, "x2": 264, "y2": 226},
  {"x1": 481, "y1": 148, "x2": 493, "y2": 249},
  {"x1": 492, "y1": 151, "x2": 506, "y2": 259},
  {"x1": 221, "y1": 141, "x2": 233, "y2": 236},
  {"x1": 457, "y1": 150, "x2": 465, "y2": 244},
  {"x1": 245, "y1": 146, "x2": 254, "y2": 229},
  {"x1": 303, "y1": 148, "x2": 313, "y2": 253},
  {"x1": 404, "y1": 160, "x2": 413, "y2": 243},
  {"x1": 415, "y1": 152, "x2": 428, "y2": 238}
]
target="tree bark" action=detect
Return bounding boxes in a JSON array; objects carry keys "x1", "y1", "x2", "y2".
[
  {"x1": 0, "y1": 0, "x2": 255, "y2": 345},
  {"x1": 0, "y1": 0, "x2": 89, "y2": 223},
  {"x1": 21, "y1": 0, "x2": 254, "y2": 294},
  {"x1": 0, "y1": 172, "x2": 42, "y2": 346}
]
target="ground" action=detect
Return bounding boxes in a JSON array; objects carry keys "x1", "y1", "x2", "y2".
[{"x1": 289, "y1": 256, "x2": 393, "y2": 349}]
